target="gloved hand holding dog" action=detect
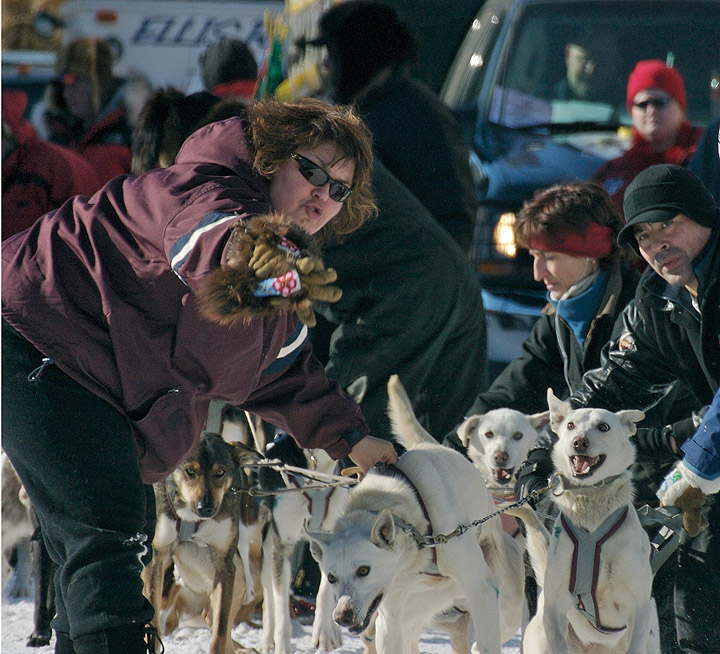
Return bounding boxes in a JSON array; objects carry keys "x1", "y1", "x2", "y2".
[{"x1": 514, "y1": 447, "x2": 554, "y2": 509}]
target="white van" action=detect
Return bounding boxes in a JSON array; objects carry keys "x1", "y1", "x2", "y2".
[{"x1": 32, "y1": 0, "x2": 283, "y2": 91}]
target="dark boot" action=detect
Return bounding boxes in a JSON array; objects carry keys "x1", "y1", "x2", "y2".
[{"x1": 72, "y1": 624, "x2": 163, "y2": 654}]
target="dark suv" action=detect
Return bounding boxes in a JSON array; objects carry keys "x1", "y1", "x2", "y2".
[{"x1": 441, "y1": 0, "x2": 720, "y2": 376}]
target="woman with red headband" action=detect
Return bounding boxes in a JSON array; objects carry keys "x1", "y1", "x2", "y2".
[
  {"x1": 447, "y1": 182, "x2": 633, "y2": 425},
  {"x1": 594, "y1": 59, "x2": 703, "y2": 213}
]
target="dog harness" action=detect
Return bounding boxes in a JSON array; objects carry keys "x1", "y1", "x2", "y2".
[
  {"x1": 287, "y1": 475, "x2": 338, "y2": 531},
  {"x1": 380, "y1": 465, "x2": 441, "y2": 573},
  {"x1": 492, "y1": 493, "x2": 522, "y2": 539},
  {"x1": 558, "y1": 506, "x2": 629, "y2": 634}
]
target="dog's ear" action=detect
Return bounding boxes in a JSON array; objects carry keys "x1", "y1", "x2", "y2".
[
  {"x1": 304, "y1": 523, "x2": 333, "y2": 562},
  {"x1": 370, "y1": 509, "x2": 396, "y2": 550},
  {"x1": 616, "y1": 409, "x2": 645, "y2": 436},
  {"x1": 228, "y1": 440, "x2": 261, "y2": 466},
  {"x1": 457, "y1": 415, "x2": 481, "y2": 448},
  {"x1": 547, "y1": 388, "x2": 569, "y2": 426},
  {"x1": 528, "y1": 410, "x2": 550, "y2": 431}
]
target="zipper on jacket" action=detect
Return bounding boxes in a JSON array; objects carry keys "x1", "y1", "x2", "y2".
[{"x1": 27, "y1": 357, "x2": 54, "y2": 382}]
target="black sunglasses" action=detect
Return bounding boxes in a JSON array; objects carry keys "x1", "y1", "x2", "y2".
[
  {"x1": 632, "y1": 97, "x2": 672, "y2": 111},
  {"x1": 291, "y1": 153, "x2": 352, "y2": 202}
]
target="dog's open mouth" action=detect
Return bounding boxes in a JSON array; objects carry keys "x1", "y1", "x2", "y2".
[
  {"x1": 570, "y1": 454, "x2": 606, "y2": 477},
  {"x1": 492, "y1": 467, "x2": 515, "y2": 484},
  {"x1": 349, "y1": 593, "x2": 383, "y2": 634}
]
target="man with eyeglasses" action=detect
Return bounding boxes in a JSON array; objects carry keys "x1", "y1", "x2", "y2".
[{"x1": 594, "y1": 59, "x2": 703, "y2": 214}]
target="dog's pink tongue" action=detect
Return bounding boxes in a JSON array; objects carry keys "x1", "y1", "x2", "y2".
[{"x1": 573, "y1": 455, "x2": 596, "y2": 474}]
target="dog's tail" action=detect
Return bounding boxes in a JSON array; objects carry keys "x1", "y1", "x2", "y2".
[
  {"x1": 504, "y1": 504, "x2": 549, "y2": 584},
  {"x1": 386, "y1": 374, "x2": 436, "y2": 449}
]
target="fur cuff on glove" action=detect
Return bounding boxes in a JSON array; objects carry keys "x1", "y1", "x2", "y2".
[{"x1": 196, "y1": 213, "x2": 320, "y2": 326}]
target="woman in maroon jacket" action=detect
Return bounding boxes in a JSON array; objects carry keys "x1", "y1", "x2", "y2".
[{"x1": 2, "y1": 98, "x2": 396, "y2": 654}]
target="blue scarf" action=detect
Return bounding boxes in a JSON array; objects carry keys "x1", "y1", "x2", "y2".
[{"x1": 549, "y1": 271, "x2": 609, "y2": 347}]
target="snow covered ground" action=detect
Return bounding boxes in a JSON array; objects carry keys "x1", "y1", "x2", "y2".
[{"x1": 2, "y1": 596, "x2": 522, "y2": 653}]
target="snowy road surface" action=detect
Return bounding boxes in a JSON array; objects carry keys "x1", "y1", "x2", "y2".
[{"x1": 2, "y1": 597, "x2": 522, "y2": 653}]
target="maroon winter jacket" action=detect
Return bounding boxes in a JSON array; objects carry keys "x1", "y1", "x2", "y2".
[
  {"x1": 2, "y1": 89, "x2": 101, "y2": 240},
  {"x1": 2, "y1": 117, "x2": 368, "y2": 483}
]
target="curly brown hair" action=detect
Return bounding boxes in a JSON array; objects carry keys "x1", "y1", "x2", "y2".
[
  {"x1": 247, "y1": 98, "x2": 376, "y2": 241},
  {"x1": 515, "y1": 181, "x2": 628, "y2": 270}
]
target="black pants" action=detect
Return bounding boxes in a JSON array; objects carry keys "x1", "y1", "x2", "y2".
[
  {"x1": 2, "y1": 322, "x2": 155, "y2": 644},
  {"x1": 673, "y1": 494, "x2": 720, "y2": 653}
]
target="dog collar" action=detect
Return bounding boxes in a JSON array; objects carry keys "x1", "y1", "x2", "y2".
[{"x1": 550, "y1": 470, "x2": 628, "y2": 495}]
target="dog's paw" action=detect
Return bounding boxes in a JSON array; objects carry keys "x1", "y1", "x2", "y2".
[
  {"x1": 26, "y1": 630, "x2": 52, "y2": 648},
  {"x1": 258, "y1": 632, "x2": 273, "y2": 653},
  {"x1": 312, "y1": 622, "x2": 343, "y2": 652}
]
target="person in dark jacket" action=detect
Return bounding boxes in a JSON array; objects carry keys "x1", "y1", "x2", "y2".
[
  {"x1": 314, "y1": 159, "x2": 487, "y2": 443},
  {"x1": 2, "y1": 89, "x2": 100, "y2": 240},
  {"x1": 1, "y1": 98, "x2": 397, "y2": 654},
  {"x1": 45, "y1": 37, "x2": 133, "y2": 185},
  {"x1": 308, "y1": 0, "x2": 476, "y2": 252},
  {"x1": 517, "y1": 164, "x2": 720, "y2": 653}
]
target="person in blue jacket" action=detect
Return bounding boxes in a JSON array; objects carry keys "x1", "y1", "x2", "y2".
[{"x1": 658, "y1": 385, "x2": 720, "y2": 507}]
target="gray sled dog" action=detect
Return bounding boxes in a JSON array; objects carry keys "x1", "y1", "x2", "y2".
[
  {"x1": 509, "y1": 389, "x2": 660, "y2": 654},
  {"x1": 305, "y1": 375, "x2": 524, "y2": 654}
]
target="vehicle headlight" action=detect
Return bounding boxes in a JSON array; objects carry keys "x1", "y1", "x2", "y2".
[{"x1": 493, "y1": 212, "x2": 517, "y2": 257}]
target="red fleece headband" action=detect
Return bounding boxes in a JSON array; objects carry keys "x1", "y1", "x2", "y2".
[
  {"x1": 626, "y1": 59, "x2": 686, "y2": 112},
  {"x1": 528, "y1": 222, "x2": 613, "y2": 258}
]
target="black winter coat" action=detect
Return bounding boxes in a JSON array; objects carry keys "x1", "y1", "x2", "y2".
[
  {"x1": 573, "y1": 235, "x2": 720, "y2": 413},
  {"x1": 313, "y1": 161, "x2": 487, "y2": 442},
  {"x1": 467, "y1": 263, "x2": 639, "y2": 416}
]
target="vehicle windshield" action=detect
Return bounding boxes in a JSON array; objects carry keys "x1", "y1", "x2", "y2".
[{"x1": 487, "y1": 1, "x2": 720, "y2": 130}]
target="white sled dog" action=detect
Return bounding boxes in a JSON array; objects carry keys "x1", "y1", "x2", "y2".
[
  {"x1": 457, "y1": 408, "x2": 549, "y2": 495},
  {"x1": 306, "y1": 375, "x2": 525, "y2": 654},
  {"x1": 509, "y1": 389, "x2": 660, "y2": 654}
]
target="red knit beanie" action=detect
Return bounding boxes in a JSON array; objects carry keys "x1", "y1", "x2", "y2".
[{"x1": 626, "y1": 59, "x2": 686, "y2": 113}]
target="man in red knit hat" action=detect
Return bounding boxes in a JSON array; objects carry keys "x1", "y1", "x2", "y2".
[{"x1": 594, "y1": 59, "x2": 703, "y2": 214}]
